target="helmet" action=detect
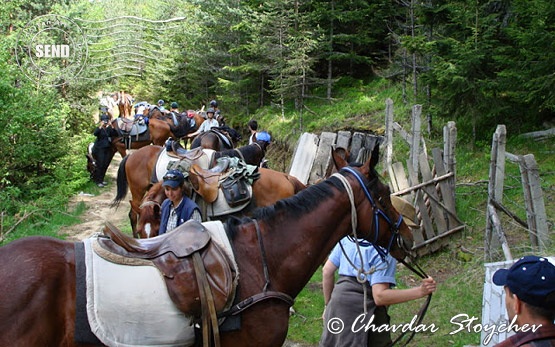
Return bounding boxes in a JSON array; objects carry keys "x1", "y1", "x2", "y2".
[
  {"x1": 206, "y1": 108, "x2": 215, "y2": 114},
  {"x1": 256, "y1": 131, "x2": 271, "y2": 143},
  {"x1": 157, "y1": 99, "x2": 164, "y2": 106},
  {"x1": 171, "y1": 102, "x2": 178, "y2": 109},
  {"x1": 210, "y1": 100, "x2": 218, "y2": 107}
]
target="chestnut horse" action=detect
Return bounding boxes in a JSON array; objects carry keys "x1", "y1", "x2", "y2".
[
  {"x1": 0, "y1": 145, "x2": 415, "y2": 346},
  {"x1": 115, "y1": 91, "x2": 133, "y2": 118},
  {"x1": 113, "y1": 141, "x2": 272, "y2": 237},
  {"x1": 135, "y1": 165, "x2": 306, "y2": 238}
]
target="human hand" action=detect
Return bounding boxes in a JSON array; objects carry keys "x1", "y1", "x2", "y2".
[
  {"x1": 321, "y1": 305, "x2": 326, "y2": 320},
  {"x1": 419, "y1": 277, "x2": 437, "y2": 296}
]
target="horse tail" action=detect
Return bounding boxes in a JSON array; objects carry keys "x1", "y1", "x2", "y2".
[
  {"x1": 287, "y1": 175, "x2": 307, "y2": 194},
  {"x1": 111, "y1": 155, "x2": 129, "y2": 208}
]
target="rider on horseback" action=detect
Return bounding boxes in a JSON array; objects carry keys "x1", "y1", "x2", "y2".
[{"x1": 187, "y1": 108, "x2": 219, "y2": 139}]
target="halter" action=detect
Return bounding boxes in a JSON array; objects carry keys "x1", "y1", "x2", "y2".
[{"x1": 338, "y1": 167, "x2": 404, "y2": 261}]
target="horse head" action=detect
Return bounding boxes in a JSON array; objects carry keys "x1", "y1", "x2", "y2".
[
  {"x1": 331, "y1": 145, "x2": 413, "y2": 261},
  {"x1": 134, "y1": 182, "x2": 165, "y2": 239}
]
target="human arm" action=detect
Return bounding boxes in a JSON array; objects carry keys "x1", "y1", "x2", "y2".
[
  {"x1": 322, "y1": 259, "x2": 338, "y2": 320},
  {"x1": 372, "y1": 277, "x2": 436, "y2": 306}
]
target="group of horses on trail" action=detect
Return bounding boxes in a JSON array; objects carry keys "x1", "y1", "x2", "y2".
[{"x1": 0, "y1": 141, "x2": 425, "y2": 346}]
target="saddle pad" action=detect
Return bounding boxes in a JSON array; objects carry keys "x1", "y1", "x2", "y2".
[
  {"x1": 155, "y1": 148, "x2": 215, "y2": 183},
  {"x1": 202, "y1": 186, "x2": 251, "y2": 218},
  {"x1": 84, "y1": 237, "x2": 195, "y2": 347}
]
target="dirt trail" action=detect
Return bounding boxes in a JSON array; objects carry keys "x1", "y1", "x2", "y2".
[{"x1": 61, "y1": 155, "x2": 131, "y2": 241}]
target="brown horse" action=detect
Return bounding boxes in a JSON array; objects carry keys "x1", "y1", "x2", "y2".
[
  {"x1": 115, "y1": 91, "x2": 133, "y2": 118},
  {"x1": 0, "y1": 145, "x2": 415, "y2": 346},
  {"x1": 135, "y1": 165, "x2": 306, "y2": 238},
  {"x1": 146, "y1": 107, "x2": 197, "y2": 146},
  {"x1": 113, "y1": 141, "x2": 271, "y2": 237}
]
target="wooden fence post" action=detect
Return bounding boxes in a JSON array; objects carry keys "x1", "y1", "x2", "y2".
[
  {"x1": 409, "y1": 105, "x2": 422, "y2": 178},
  {"x1": 384, "y1": 98, "x2": 396, "y2": 189},
  {"x1": 443, "y1": 121, "x2": 457, "y2": 201},
  {"x1": 486, "y1": 125, "x2": 507, "y2": 260}
]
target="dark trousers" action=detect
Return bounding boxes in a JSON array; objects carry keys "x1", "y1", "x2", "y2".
[{"x1": 92, "y1": 145, "x2": 113, "y2": 184}]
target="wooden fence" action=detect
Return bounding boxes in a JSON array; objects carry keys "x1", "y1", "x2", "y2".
[
  {"x1": 383, "y1": 98, "x2": 465, "y2": 257},
  {"x1": 288, "y1": 98, "x2": 465, "y2": 257},
  {"x1": 485, "y1": 124, "x2": 549, "y2": 261}
]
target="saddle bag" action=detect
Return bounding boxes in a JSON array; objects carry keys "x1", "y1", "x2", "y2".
[{"x1": 221, "y1": 176, "x2": 250, "y2": 207}]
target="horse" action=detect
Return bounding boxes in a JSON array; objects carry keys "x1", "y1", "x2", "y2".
[
  {"x1": 190, "y1": 127, "x2": 241, "y2": 151},
  {"x1": 135, "y1": 165, "x2": 306, "y2": 238},
  {"x1": 146, "y1": 107, "x2": 197, "y2": 146},
  {"x1": 115, "y1": 91, "x2": 133, "y2": 118},
  {"x1": 113, "y1": 141, "x2": 271, "y2": 237},
  {"x1": 0, "y1": 145, "x2": 415, "y2": 346}
]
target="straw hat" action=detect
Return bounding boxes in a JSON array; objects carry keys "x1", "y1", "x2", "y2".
[{"x1": 390, "y1": 196, "x2": 420, "y2": 229}]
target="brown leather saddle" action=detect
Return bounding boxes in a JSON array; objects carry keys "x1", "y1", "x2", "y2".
[
  {"x1": 188, "y1": 159, "x2": 232, "y2": 204},
  {"x1": 99, "y1": 221, "x2": 236, "y2": 319},
  {"x1": 116, "y1": 117, "x2": 148, "y2": 137}
]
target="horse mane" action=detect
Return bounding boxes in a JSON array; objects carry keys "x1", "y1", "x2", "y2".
[{"x1": 225, "y1": 177, "x2": 344, "y2": 238}]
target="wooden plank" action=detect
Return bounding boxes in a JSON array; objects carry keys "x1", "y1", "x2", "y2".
[
  {"x1": 486, "y1": 125, "x2": 506, "y2": 259},
  {"x1": 350, "y1": 132, "x2": 365, "y2": 164},
  {"x1": 488, "y1": 204, "x2": 513, "y2": 261},
  {"x1": 522, "y1": 154, "x2": 549, "y2": 250},
  {"x1": 419, "y1": 152, "x2": 448, "y2": 236},
  {"x1": 407, "y1": 160, "x2": 437, "y2": 252},
  {"x1": 392, "y1": 172, "x2": 454, "y2": 196},
  {"x1": 384, "y1": 98, "x2": 394, "y2": 175},
  {"x1": 392, "y1": 162, "x2": 412, "y2": 200},
  {"x1": 336, "y1": 131, "x2": 351, "y2": 152},
  {"x1": 288, "y1": 132, "x2": 319, "y2": 185},
  {"x1": 308, "y1": 132, "x2": 337, "y2": 185},
  {"x1": 432, "y1": 148, "x2": 458, "y2": 229},
  {"x1": 409, "y1": 105, "x2": 422, "y2": 176}
]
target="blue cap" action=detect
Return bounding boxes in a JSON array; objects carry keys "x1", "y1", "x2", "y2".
[
  {"x1": 256, "y1": 131, "x2": 271, "y2": 143},
  {"x1": 162, "y1": 169, "x2": 184, "y2": 188},
  {"x1": 493, "y1": 255, "x2": 555, "y2": 308}
]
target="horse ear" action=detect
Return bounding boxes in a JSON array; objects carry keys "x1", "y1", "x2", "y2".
[{"x1": 332, "y1": 146, "x2": 349, "y2": 169}]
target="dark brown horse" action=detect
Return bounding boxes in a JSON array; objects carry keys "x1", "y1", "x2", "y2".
[
  {"x1": 135, "y1": 164, "x2": 306, "y2": 238},
  {"x1": 146, "y1": 107, "x2": 197, "y2": 146},
  {"x1": 113, "y1": 141, "x2": 270, "y2": 237},
  {"x1": 0, "y1": 145, "x2": 414, "y2": 346}
]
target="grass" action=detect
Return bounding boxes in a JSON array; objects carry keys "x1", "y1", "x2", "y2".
[{"x1": 275, "y1": 80, "x2": 555, "y2": 346}]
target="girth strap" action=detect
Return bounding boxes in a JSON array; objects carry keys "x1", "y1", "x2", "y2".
[
  {"x1": 193, "y1": 252, "x2": 221, "y2": 347},
  {"x1": 219, "y1": 291, "x2": 294, "y2": 317}
]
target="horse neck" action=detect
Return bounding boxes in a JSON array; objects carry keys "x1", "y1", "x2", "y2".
[{"x1": 238, "y1": 184, "x2": 357, "y2": 298}]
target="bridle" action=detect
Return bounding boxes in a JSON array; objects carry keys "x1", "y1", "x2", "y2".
[{"x1": 333, "y1": 167, "x2": 432, "y2": 347}]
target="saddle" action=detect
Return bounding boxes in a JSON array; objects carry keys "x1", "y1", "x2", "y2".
[
  {"x1": 100, "y1": 220, "x2": 236, "y2": 318},
  {"x1": 116, "y1": 117, "x2": 148, "y2": 136},
  {"x1": 209, "y1": 128, "x2": 233, "y2": 149},
  {"x1": 189, "y1": 159, "x2": 231, "y2": 204}
]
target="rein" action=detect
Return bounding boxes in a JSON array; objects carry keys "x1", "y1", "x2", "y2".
[{"x1": 332, "y1": 168, "x2": 432, "y2": 347}]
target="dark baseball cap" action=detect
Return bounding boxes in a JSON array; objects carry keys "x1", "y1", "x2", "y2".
[
  {"x1": 493, "y1": 255, "x2": 555, "y2": 309},
  {"x1": 162, "y1": 169, "x2": 184, "y2": 188}
]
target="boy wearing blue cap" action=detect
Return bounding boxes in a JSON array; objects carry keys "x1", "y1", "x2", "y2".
[
  {"x1": 159, "y1": 169, "x2": 202, "y2": 235},
  {"x1": 492, "y1": 255, "x2": 555, "y2": 347}
]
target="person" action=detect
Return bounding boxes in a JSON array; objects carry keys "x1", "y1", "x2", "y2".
[
  {"x1": 91, "y1": 114, "x2": 118, "y2": 187},
  {"x1": 159, "y1": 169, "x2": 203, "y2": 235},
  {"x1": 170, "y1": 102, "x2": 180, "y2": 114},
  {"x1": 210, "y1": 99, "x2": 221, "y2": 119},
  {"x1": 492, "y1": 255, "x2": 555, "y2": 347},
  {"x1": 157, "y1": 99, "x2": 166, "y2": 112},
  {"x1": 319, "y1": 197, "x2": 436, "y2": 347},
  {"x1": 187, "y1": 108, "x2": 219, "y2": 138},
  {"x1": 248, "y1": 119, "x2": 258, "y2": 145},
  {"x1": 99, "y1": 93, "x2": 116, "y2": 119}
]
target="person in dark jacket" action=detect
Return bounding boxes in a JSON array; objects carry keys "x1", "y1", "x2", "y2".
[
  {"x1": 91, "y1": 114, "x2": 117, "y2": 187},
  {"x1": 159, "y1": 169, "x2": 202, "y2": 235}
]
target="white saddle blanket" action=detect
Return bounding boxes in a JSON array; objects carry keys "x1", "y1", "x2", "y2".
[
  {"x1": 83, "y1": 221, "x2": 238, "y2": 347},
  {"x1": 84, "y1": 237, "x2": 195, "y2": 347},
  {"x1": 155, "y1": 148, "x2": 214, "y2": 182}
]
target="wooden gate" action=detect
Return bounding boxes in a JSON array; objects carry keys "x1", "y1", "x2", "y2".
[{"x1": 383, "y1": 99, "x2": 465, "y2": 257}]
